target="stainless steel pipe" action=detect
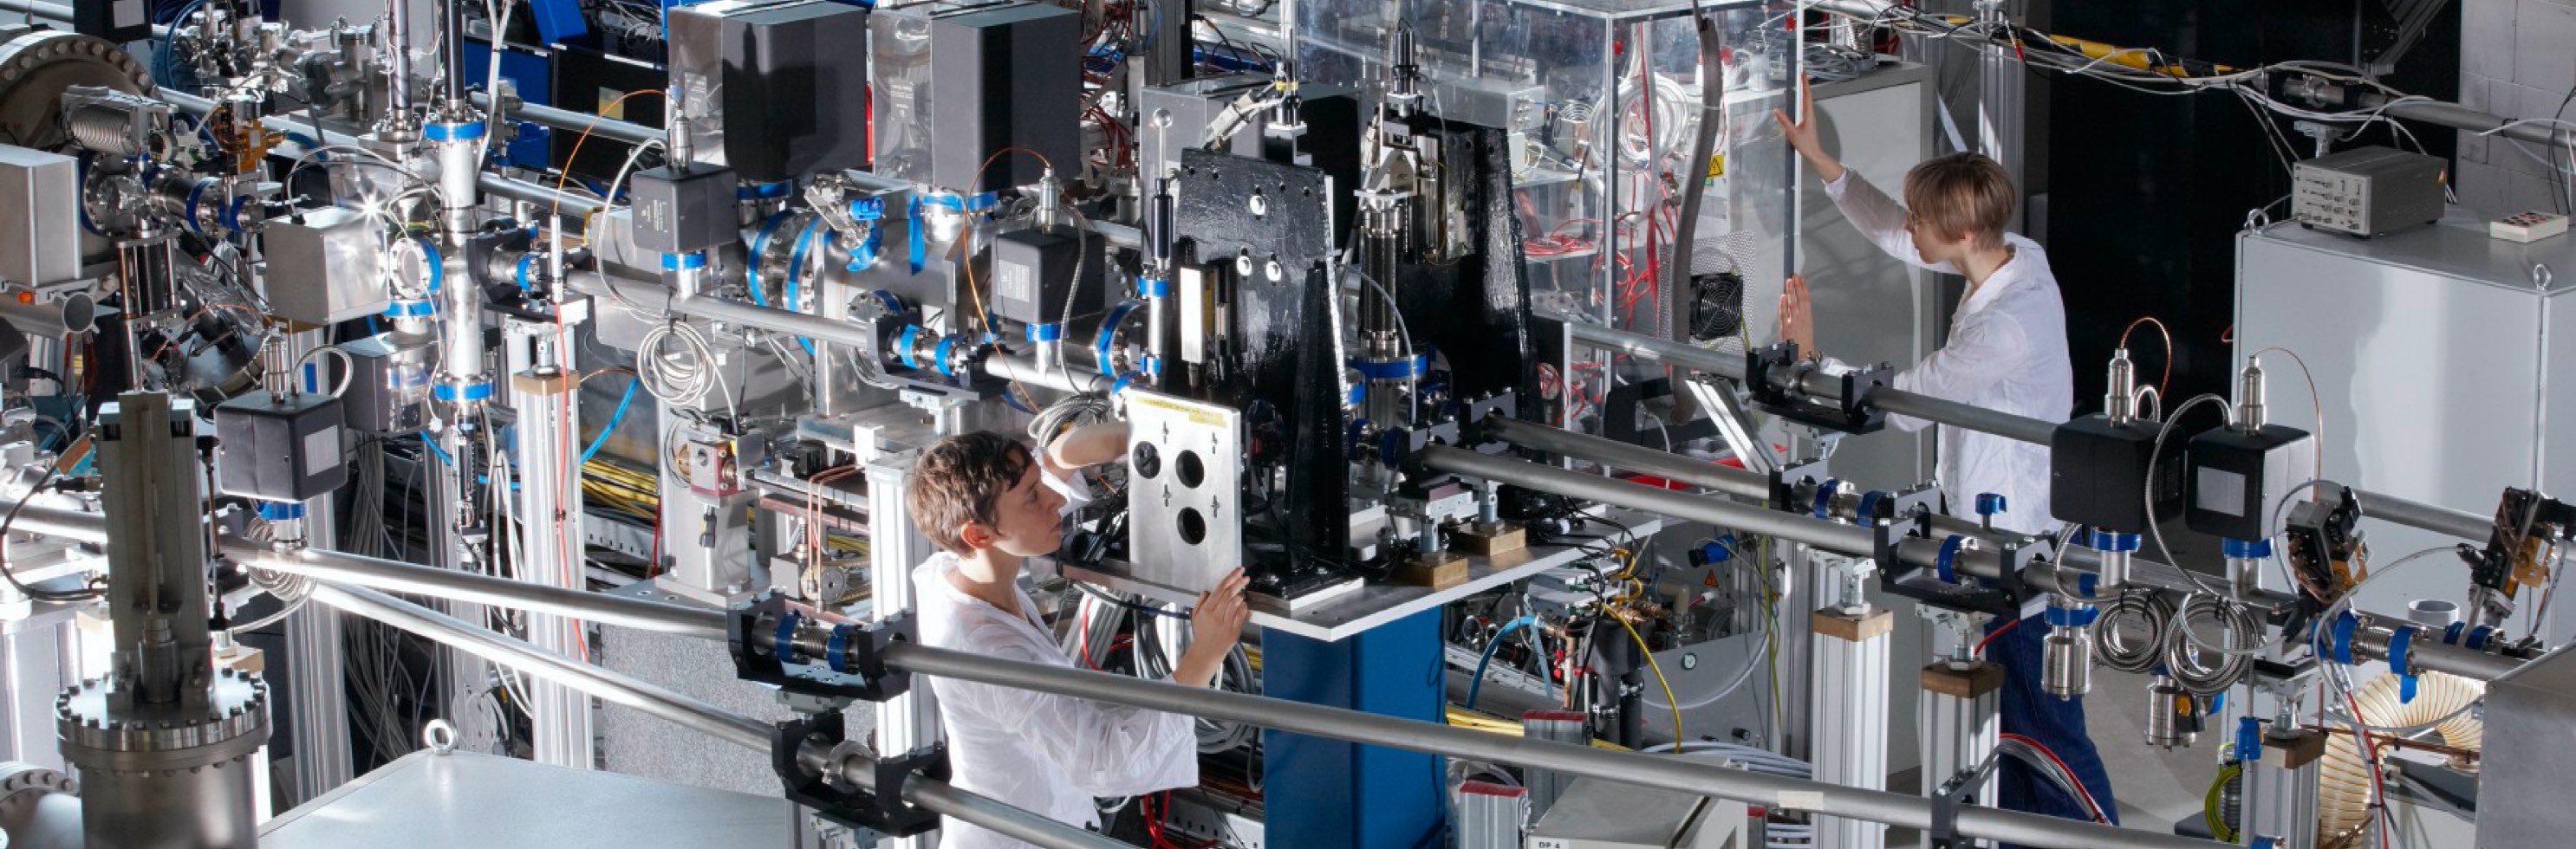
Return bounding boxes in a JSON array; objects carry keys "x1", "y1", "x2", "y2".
[
  {"x1": 881, "y1": 642, "x2": 2228, "y2": 849},
  {"x1": 311, "y1": 582, "x2": 1127, "y2": 849},
  {"x1": 1483, "y1": 417, "x2": 1770, "y2": 500},
  {"x1": 469, "y1": 92, "x2": 660, "y2": 148},
  {"x1": 1421, "y1": 444, "x2": 1879, "y2": 554},
  {"x1": 10, "y1": 504, "x2": 728, "y2": 639}
]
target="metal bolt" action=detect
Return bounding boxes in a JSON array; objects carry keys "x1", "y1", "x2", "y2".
[
  {"x1": 1249, "y1": 192, "x2": 1268, "y2": 217},
  {"x1": 1265, "y1": 257, "x2": 1284, "y2": 282},
  {"x1": 1234, "y1": 251, "x2": 1254, "y2": 276}
]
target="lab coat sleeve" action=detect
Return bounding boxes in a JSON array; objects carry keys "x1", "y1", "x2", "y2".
[
  {"x1": 1884, "y1": 309, "x2": 2032, "y2": 433},
  {"x1": 963, "y1": 625, "x2": 1200, "y2": 798},
  {"x1": 1822, "y1": 171, "x2": 1961, "y2": 275},
  {"x1": 1040, "y1": 466, "x2": 1095, "y2": 515}
]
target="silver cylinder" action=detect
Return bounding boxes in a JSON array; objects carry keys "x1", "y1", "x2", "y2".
[
  {"x1": 2095, "y1": 548, "x2": 2131, "y2": 593},
  {"x1": 2041, "y1": 627, "x2": 2091, "y2": 699},
  {"x1": 55, "y1": 671, "x2": 270, "y2": 849},
  {"x1": 0, "y1": 290, "x2": 96, "y2": 336},
  {"x1": 2235, "y1": 361, "x2": 2266, "y2": 432},
  {"x1": 2408, "y1": 599, "x2": 2461, "y2": 630},
  {"x1": 2103, "y1": 350, "x2": 2135, "y2": 426},
  {"x1": 2143, "y1": 676, "x2": 2195, "y2": 750}
]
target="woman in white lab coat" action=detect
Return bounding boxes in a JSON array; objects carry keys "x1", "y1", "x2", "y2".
[{"x1": 906, "y1": 426, "x2": 1252, "y2": 849}]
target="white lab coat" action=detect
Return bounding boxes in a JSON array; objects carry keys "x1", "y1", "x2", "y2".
[
  {"x1": 913, "y1": 469, "x2": 1200, "y2": 849},
  {"x1": 1823, "y1": 170, "x2": 2072, "y2": 535}
]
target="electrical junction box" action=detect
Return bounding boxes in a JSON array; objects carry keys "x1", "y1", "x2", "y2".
[
  {"x1": 2291, "y1": 146, "x2": 2447, "y2": 238},
  {"x1": 629, "y1": 165, "x2": 739, "y2": 256},
  {"x1": 986, "y1": 225, "x2": 1103, "y2": 327},
  {"x1": 213, "y1": 392, "x2": 348, "y2": 502},
  {"x1": 871, "y1": 0, "x2": 1081, "y2": 191},
  {"x1": 0, "y1": 145, "x2": 80, "y2": 289},
  {"x1": 667, "y1": 0, "x2": 873, "y2": 183},
  {"x1": 263, "y1": 207, "x2": 392, "y2": 325},
  {"x1": 339, "y1": 333, "x2": 432, "y2": 436},
  {"x1": 2049, "y1": 414, "x2": 2189, "y2": 532},
  {"x1": 2184, "y1": 424, "x2": 2318, "y2": 542}
]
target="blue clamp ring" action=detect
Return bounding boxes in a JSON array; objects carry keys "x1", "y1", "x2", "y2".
[
  {"x1": 184, "y1": 178, "x2": 211, "y2": 235},
  {"x1": 774, "y1": 611, "x2": 801, "y2": 665},
  {"x1": 894, "y1": 325, "x2": 922, "y2": 369},
  {"x1": 1096, "y1": 300, "x2": 1144, "y2": 366},
  {"x1": 2234, "y1": 717, "x2": 2264, "y2": 763},
  {"x1": 849, "y1": 198, "x2": 885, "y2": 221},
  {"x1": 932, "y1": 335, "x2": 958, "y2": 376},
  {"x1": 2389, "y1": 625, "x2": 2420, "y2": 703},
  {"x1": 423, "y1": 121, "x2": 486, "y2": 141},
  {"x1": 1345, "y1": 384, "x2": 1364, "y2": 405},
  {"x1": 1349, "y1": 355, "x2": 1428, "y2": 380},
  {"x1": 222, "y1": 194, "x2": 249, "y2": 234},
  {"x1": 382, "y1": 299, "x2": 435, "y2": 318},
  {"x1": 2466, "y1": 624, "x2": 2495, "y2": 651},
  {"x1": 2223, "y1": 538, "x2": 2274, "y2": 560},
  {"x1": 662, "y1": 251, "x2": 708, "y2": 270},
  {"x1": 1813, "y1": 478, "x2": 1841, "y2": 520},
  {"x1": 1027, "y1": 322, "x2": 1064, "y2": 342},
  {"x1": 433, "y1": 380, "x2": 495, "y2": 402},
  {"x1": 1111, "y1": 372, "x2": 1139, "y2": 394},
  {"x1": 515, "y1": 254, "x2": 537, "y2": 291},
  {"x1": 2330, "y1": 611, "x2": 2360, "y2": 664},
  {"x1": 2091, "y1": 530, "x2": 2142, "y2": 553},
  {"x1": 741, "y1": 180, "x2": 793, "y2": 200},
  {"x1": 1857, "y1": 490, "x2": 1886, "y2": 522},
  {"x1": 1138, "y1": 275, "x2": 1170, "y2": 298},
  {"x1": 2044, "y1": 603, "x2": 2098, "y2": 628},
  {"x1": 869, "y1": 290, "x2": 906, "y2": 319},
  {"x1": 257, "y1": 501, "x2": 307, "y2": 521},
  {"x1": 1141, "y1": 354, "x2": 1162, "y2": 378},
  {"x1": 1935, "y1": 535, "x2": 1967, "y2": 584},
  {"x1": 825, "y1": 625, "x2": 851, "y2": 673}
]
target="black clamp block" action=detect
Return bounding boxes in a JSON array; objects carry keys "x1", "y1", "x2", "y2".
[
  {"x1": 729, "y1": 591, "x2": 915, "y2": 702},
  {"x1": 1925, "y1": 755, "x2": 1998, "y2": 849},
  {"x1": 772, "y1": 710, "x2": 949, "y2": 837},
  {"x1": 1742, "y1": 341, "x2": 1890, "y2": 435}
]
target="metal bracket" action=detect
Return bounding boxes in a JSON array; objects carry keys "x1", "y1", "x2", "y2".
[
  {"x1": 728, "y1": 591, "x2": 915, "y2": 702},
  {"x1": 1927, "y1": 754, "x2": 1999, "y2": 848},
  {"x1": 1742, "y1": 341, "x2": 1890, "y2": 435},
  {"x1": 772, "y1": 710, "x2": 947, "y2": 837}
]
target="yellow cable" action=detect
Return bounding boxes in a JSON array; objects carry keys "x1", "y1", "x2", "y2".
[{"x1": 1612, "y1": 613, "x2": 1685, "y2": 744}]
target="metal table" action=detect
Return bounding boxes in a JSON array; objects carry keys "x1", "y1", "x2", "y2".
[
  {"x1": 259, "y1": 751, "x2": 796, "y2": 848},
  {"x1": 1056, "y1": 509, "x2": 1664, "y2": 641}
]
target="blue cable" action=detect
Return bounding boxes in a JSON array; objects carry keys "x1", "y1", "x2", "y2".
[
  {"x1": 419, "y1": 432, "x2": 452, "y2": 466},
  {"x1": 1464, "y1": 615, "x2": 1539, "y2": 710},
  {"x1": 578, "y1": 376, "x2": 639, "y2": 466}
]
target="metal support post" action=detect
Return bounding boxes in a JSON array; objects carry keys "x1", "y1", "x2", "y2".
[
  {"x1": 2238, "y1": 723, "x2": 2324, "y2": 849},
  {"x1": 1917, "y1": 662, "x2": 2002, "y2": 849},
  {"x1": 277, "y1": 327, "x2": 355, "y2": 802},
  {"x1": 504, "y1": 313, "x2": 598, "y2": 770},
  {"x1": 1810, "y1": 600, "x2": 1891, "y2": 849},
  {"x1": 866, "y1": 450, "x2": 942, "y2": 849}
]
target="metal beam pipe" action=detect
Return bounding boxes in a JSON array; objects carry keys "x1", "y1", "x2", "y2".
[
  {"x1": 10, "y1": 504, "x2": 728, "y2": 639},
  {"x1": 469, "y1": 92, "x2": 660, "y2": 148},
  {"x1": 159, "y1": 90, "x2": 608, "y2": 217},
  {"x1": 2350, "y1": 490, "x2": 2493, "y2": 545},
  {"x1": 981, "y1": 352, "x2": 1109, "y2": 394},
  {"x1": 310, "y1": 583, "x2": 1125, "y2": 849},
  {"x1": 2349, "y1": 619, "x2": 2526, "y2": 683},
  {"x1": 1565, "y1": 322, "x2": 1747, "y2": 380},
  {"x1": 1421, "y1": 445, "x2": 1879, "y2": 554},
  {"x1": 1483, "y1": 418, "x2": 1770, "y2": 500},
  {"x1": 880, "y1": 642, "x2": 2226, "y2": 849}
]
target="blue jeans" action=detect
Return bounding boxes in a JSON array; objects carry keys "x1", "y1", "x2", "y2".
[{"x1": 1986, "y1": 614, "x2": 2119, "y2": 846}]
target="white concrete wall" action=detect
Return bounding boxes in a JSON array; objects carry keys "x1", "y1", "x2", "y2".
[{"x1": 2456, "y1": 0, "x2": 2576, "y2": 216}]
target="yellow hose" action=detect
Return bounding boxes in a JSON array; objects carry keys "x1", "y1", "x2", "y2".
[{"x1": 2317, "y1": 671, "x2": 2482, "y2": 849}]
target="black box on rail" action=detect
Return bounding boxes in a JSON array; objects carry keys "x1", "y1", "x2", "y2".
[
  {"x1": 629, "y1": 165, "x2": 738, "y2": 256},
  {"x1": 212, "y1": 392, "x2": 348, "y2": 503},
  {"x1": 2048, "y1": 414, "x2": 2189, "y2": 533},
  {"x1": 986, "y1": 225, "x2": 1103, "y2": 327},
  {"x1": 2184, "y1": 424, "x2": 2318, "y2": 542}
]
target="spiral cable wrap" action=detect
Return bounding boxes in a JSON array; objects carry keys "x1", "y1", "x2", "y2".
[
  {"x1": 2094, "y1": 590, "x2": 2172, "y2": 673},
  {"x1": 2163, "y1": 594, "x2": 2259, "y2": 695}
]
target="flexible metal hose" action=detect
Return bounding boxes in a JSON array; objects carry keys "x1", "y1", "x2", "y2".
[
  {"x1": 64, "y1": 103, "x2": 149, "y2": 158},
  {"x1": 2094, "y1": 590, "x2": 2171, "y2": 673},
  {"x1": 2316, "y1": 671, "x2": 2482, "y2": 849}
]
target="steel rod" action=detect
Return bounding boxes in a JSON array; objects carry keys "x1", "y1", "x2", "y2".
[
  {"x1": 880, "y1": 643, "x2": 2226, "y2": 849},
  {"x1": 1421, "y1": 445, "x2": 1877, "y2": 553},
  {"x1": 469, "y1": 92, "x2": 660, "y2": 147},
  {"x1": 1484, "y1": 418, "x2": 1770, "y2": 500}
]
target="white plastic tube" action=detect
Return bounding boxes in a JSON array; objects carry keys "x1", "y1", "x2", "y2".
[{"x1": 2316, "y1": 671, "x2": 2483, "y2": 849}]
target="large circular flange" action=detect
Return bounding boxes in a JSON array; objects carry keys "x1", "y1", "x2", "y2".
[
  {"x1": 0, "y1": 28, "x2": 153, "y2": 152},
  {"x1": 0, "y1": 762, "x2": 75, "y2": 808},
  {"x1": 55, "y1": 669, "x2": 269, "y2": 773}
]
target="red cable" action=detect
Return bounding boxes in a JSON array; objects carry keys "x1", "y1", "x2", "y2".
[
  {"x1": 2000, "y1": 732, "x2": 2107, "y2": 823},
  {"x1": 1973, "y1": 617, "x2": 2022, "y2": 657}
]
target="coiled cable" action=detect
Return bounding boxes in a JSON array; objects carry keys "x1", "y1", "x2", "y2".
[
  {"x1": 2093, "y1": 590, "x2": 2172, "y2": 673},
  {"x1": 2163, "y1": 593, "x2": 2257, "y2": 695},
  {"x1": 637, "y1": 321, "x2": 717, "y2": 406}
]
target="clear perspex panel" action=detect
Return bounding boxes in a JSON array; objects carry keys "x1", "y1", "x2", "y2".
[{"x1": 1294, "y1": 0, "x2": 1803, "y2": 424}]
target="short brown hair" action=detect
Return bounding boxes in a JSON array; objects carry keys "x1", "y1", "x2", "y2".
[
  {"x1": 906, "y1": 431, "x2": 1037, "y2": 554},
  {"x1": 1903, "y1": 152, "x2": 2015, "y2": 250}
]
